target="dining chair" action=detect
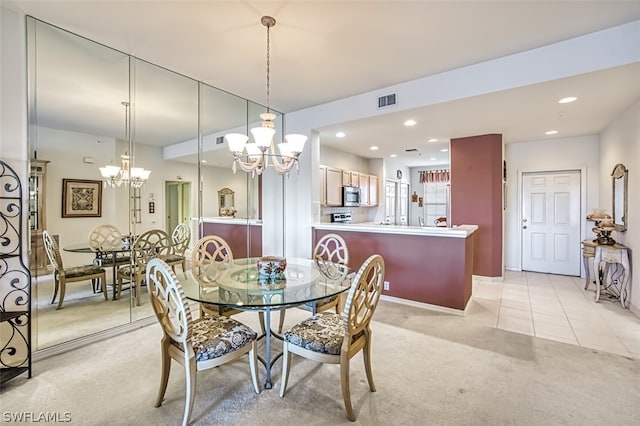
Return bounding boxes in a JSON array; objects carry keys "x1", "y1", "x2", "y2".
[
  {"x1": 279, "y1": 254, "x2": 385, "y2": 422},
  {"x1": 117, "y1": 229, "x2": 172, "y2": 305},
  {"x1": 191, "y1": 235, "x2": 242, "y2": 318},
  {"x1": 42, "y1": 230, "x2": 107, "y2": 310},
  {"x1": 164, "y1": 223, "x2": 190, "y2": 278},
  {"x1": 88, "y1": 224, "x2": 130, "y2": 291},
  {"x1": 146, "y1": 258, "x2": 259, "y2": 426},
  {"x1": 275, "y1": 233, "x2": 349, "y2": 333}
]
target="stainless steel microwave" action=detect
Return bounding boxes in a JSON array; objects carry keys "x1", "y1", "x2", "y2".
[{"x1": 342, "y1": 186, "x2": 361, "y2": 207}]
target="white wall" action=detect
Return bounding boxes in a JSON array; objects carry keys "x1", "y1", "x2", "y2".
[
  {"x1": 504, "y1": 135, "x2": 600, "y2": 272},
  {"x1": 599, "y1": 99, "x2": 640, "y2": 311}
]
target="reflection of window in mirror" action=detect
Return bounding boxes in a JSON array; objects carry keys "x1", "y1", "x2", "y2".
[
  {"x1": 218, "y1": 187, "x2": 235, "y2": 217},
  {"x1": 611, "y1": 163, "x2": 628, "y2": 232}
]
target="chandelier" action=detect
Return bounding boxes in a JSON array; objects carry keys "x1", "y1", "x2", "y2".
[
  {"x1": 99, "y1": 102, "x2": 151, "y2": 188},
  {"x1": 225, "y1": 16, "x2": 307, "y2": 176}
]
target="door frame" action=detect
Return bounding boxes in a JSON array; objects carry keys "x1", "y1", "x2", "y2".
[{"x1": 516, "y1": 166, "x2": 587, "y2": 274}]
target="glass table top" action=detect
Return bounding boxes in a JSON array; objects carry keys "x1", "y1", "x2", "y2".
[{"x1": 180, "y1": 257, "x2": 353, "y2": 310}]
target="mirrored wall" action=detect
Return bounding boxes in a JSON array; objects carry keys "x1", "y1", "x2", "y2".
[{"x1": 27, "y1": 17, "x2": 279, "y2": 351}]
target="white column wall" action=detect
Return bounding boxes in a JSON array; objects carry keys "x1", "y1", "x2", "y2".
[{"x1": 599, "y1": 99, "x2": 640, "y2": 312}]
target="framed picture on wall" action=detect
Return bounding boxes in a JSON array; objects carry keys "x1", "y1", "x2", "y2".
[{"x1": 62, "y1": 179, "x2": 102, "y2": 218}]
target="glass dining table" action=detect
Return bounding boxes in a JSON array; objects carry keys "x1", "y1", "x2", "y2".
[{"x1": 180, "y1": 257, "x2": 354, "y2": 389}]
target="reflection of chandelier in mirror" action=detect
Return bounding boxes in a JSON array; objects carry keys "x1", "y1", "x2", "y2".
[
  {"x1": 99, "y1": 102, "x2": 151, "y2": 188},
  {"x1": 225, "y1": 16, "x2": 307, "y2": 176}
]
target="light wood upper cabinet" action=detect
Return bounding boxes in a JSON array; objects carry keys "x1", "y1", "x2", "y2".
[
  {"x1": 359, "y1": 174, "x2": 370, "y2": 205},
  {"x1": 325, "y1": 167, "x2": 343, "y2": 206},
  {"x1": 369, "y1": 175, "x2": 378, "y2": 206}
]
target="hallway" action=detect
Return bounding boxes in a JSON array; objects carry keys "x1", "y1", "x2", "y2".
[{"x1": 471, "y1": 271, "x2": 640, "y2": 358}]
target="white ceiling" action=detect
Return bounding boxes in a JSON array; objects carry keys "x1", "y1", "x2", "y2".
[{"x1": 6, "y1": 1, "x2": 640, "y2": 167}]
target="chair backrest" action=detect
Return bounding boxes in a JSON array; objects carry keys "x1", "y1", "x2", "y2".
[
  {"x1": 42, "y1": 230, "x2": 63, "y2": 275},
  {"x1": 132, "y1": 229, "x2": 173, "y2": 269},
  {"x1": 314, "y1": 233, "x2": 349, "y2": 264},
  {"x1": 88, "y1": 224, "x2": 123, "y2": 251},
  {"x1": 171, "y1": 223, "x2": 191, "y2": 256},
  {"x1": 146, "y1": 258, "x2": 193, "y2": 349},
  {"x1": 342, "y1": 254, "x2": 385, "y2": 337},
  {"x1": 191, "y1": 235, "x2": 234, "y2": 282}
]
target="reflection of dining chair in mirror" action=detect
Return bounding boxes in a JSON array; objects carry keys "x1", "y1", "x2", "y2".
[
  {"x1": 274, "y1": 233, "x2": 350, "y2": 333},
  {"x1": 163, "y1": 223, "x2": 190, "y2": 278},
  {"x1": 279, "y1": 254, "x2": 385, "y2": 421},
  {"x1": 218, "y1": 187, "x2": 235, "y2": 217},
  {"x1": 117, "y1": 229, "x2": 172, "y2": 305},
  {"x1": 191, "y1": 235, "x2": 241, "y2": 317},
  {"x1": 88, "y1": 224, "x2": 131, "y2": 288},
  {"x1": 42, "y1": 230, "x2": 107, "y2": 310},
  {"x1": 146, "y1": 258, "x2": 259, "y2": 426}
]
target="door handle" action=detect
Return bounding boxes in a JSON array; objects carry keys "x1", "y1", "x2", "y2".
[{"x1": 523, "y1": 226, "x2": 527, "y2": 229}]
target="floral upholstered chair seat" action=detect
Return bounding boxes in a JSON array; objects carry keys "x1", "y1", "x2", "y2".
[
  {"x1": 283, "y1": 311, "x2": 364, "y2": 355},
  {"x1": 186, "y1": 315, "x2": 257, "y2": 361}
]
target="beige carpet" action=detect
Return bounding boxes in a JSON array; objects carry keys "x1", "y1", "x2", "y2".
[{"x1": 2, "y1": 301, "x2": 639, "y2": 425}]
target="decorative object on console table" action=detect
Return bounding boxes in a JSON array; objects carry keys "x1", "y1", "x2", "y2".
[
  {"x1": 62, "y1": 179, "x2": 102, "y2": 218},
  {"x1": 586, "y1": 208, "x2": 615, "y2": 245},
  {"x1": 0, "y1": 160, "x2": 32, "y2": 384}
]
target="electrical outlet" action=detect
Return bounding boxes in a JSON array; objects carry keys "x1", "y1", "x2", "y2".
[{"x1": 383, "y1": 280, "x2": 390, "y2": 291}]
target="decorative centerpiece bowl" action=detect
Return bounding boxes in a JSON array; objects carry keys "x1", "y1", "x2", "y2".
[{"x1": 257, "y1": 256, "x2": 287, "y2": 277}]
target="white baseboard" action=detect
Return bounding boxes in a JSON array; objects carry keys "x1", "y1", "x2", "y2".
[
  {"x1": 628, "y1": 302, "x2": 640, "y2": 320},
  {"x1": 473, "y1": 274, "x2": 504, "y2": 282},
  {"x1": 381, "y1": 294, "x2": 468, "y2": 316}
]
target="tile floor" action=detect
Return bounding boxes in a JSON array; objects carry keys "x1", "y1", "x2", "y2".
[{"x1": 470, "y1": 270, "x2": 640, "y2": 359}]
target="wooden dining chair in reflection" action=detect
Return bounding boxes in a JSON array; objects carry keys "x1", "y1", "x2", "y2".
[
  {"x1": 163, "y1": 223, "x2": 190, "y2": 278},
  {"x1": 146, "y1": 258, "x2": 259, "y2": 426},
  {"x1": 191, "y1": 235, "x2": 242, "y2": 318},
  {"x1": 42, "y1": 230, "x2": 107, "y2": 310},
  {"x1": 279, "y1": 254, "x2": 385, "y2": 422},
  {"x1": 88, "y1": 224, "x2": 130, "y2": 292},
  {"x1": 117, "y1": 229, "x2": 172, "y2": 305},
  {"x1": 275, "y1": 233, "x2": 350, "y2": 333}
]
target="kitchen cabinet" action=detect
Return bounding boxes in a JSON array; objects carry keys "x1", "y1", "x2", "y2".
[
  {"x1": 322, "y1": 166, "x2": 343, "y2": 206},
  {"x1": 369, "y1": 175, "x2": 378, "y2": 206},
  {"x1": 359, "y1": 174, "x2": 370, "y2": 205}
]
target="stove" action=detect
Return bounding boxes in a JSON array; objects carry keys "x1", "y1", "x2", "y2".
[{"x1": 331, "y1": 212, "x2": 352, "y2": 223}]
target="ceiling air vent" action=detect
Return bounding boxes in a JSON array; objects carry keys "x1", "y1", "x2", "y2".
[
  {"x1": 216, "y1": 136, "x2": 224, "y2": 145},
  {"x1": 378, "y1": 93, "x2": 397, "y2": 108}
]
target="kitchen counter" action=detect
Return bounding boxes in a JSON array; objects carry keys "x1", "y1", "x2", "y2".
[
  {"x1": 313, "y1": 222, "x2": 477, "y2": 238},
  {"x1": 194, "y1": 217, "x2": 263, "y2": 225},
  {"x1": 312, "y1": 223, "x2": 477, "y2": 311}
]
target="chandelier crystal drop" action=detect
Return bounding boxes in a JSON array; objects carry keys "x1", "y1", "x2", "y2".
[
  {"x1": 99, "y1": 101, "x2": 151, "y2": 188},
  {"x1": 225, "y1": 16, "x2": 307, "y2": 176}
]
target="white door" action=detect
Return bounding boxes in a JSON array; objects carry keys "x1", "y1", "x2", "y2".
[
  {"x1": 522, "y1": 171, "x2": 581, "y2": 275},
  {"x1": 385, "y1": 180, "x2": 396, "y2": 224},
  {"x1": 398, "y1": 183, "x2": 409, "y2": 225}
]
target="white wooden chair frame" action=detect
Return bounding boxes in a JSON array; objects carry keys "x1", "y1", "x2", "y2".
[
  {"x1": 43, "y1": 230, "x2": 107, "y2": 310},
  {"x1": 279, "y1": 254, "x2": 385, "y2": 421},
  {"x1": 146, "y1": 258, "x2": 259, "y2": 426}
]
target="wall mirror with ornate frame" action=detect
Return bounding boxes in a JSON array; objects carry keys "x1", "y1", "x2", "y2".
[
  {"x1": 611, "y1": 163, "x2": 628, "y2": 232},
  {"x1": 218, "y1": 188, "x2": 235, "y2": 216}
]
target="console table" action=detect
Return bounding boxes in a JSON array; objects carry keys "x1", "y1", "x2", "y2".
[{"x1": 582, "y1": 240, "x2": 631, "y2": 308}]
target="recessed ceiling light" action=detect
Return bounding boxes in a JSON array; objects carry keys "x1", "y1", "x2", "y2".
[
  {"x1": 335, "y1": 131, "x2": 346, "y2": 138},
  {"x1": 404, "y1": 119, "x2": 416, "y2": 126},
  {"x1": 545, "y1": 130, "x2": 558, "y2": 135},
  {"x1": 390, "y1": 154, "x2": 397, "y2": 158},
  {"x1": 558, "y1": 96, "x2": 577, "y2": 104},
  {"x1": 370, "y1": 146, "x2": 379, "y2": 151},
  {"x1": 440, "y1": 148, "x2": 449, "y2": 152},
  {"x1": 430, "y1": 157, "x2": 437, "y2": 161},
  {"x1": 428, "y1": 138, "x2": 438, "y2": 143},
  {"x1": 201, "y1": 160, "x2": 207, "y2": 163}
]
